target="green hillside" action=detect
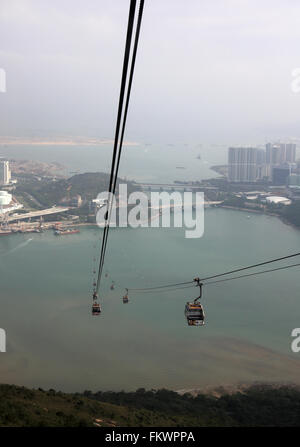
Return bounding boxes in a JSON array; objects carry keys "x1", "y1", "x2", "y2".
[
  {"x1": 15, "y1": 172, "x2": 139, "y2": 210},
  {"x1": 0, "y1": 384, "x2": 300, "y2": 427}
]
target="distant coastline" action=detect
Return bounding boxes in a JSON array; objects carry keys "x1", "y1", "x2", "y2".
[
  {"x1": 210, "y1": 164, "x2": 228, "y2": 176},
  {"x1": 0, "y1": 136, "x2": 139, "y2": 146}
]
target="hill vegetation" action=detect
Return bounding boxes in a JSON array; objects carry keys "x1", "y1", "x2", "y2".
[
  {"x1": 0, "y1": 384, "x2": 300, "y2": 427},
  {"x1": 15, "y1": 172, "x2": 139, "y2": 210},
  {"x1": 281, "y1": 201, "x2": 300, "y2": 227}
]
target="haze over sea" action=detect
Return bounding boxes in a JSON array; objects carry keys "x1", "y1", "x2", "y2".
[
  {"x1": 0, "y1": 141, "x2": 227, "y2": 182},
  {"x1": 0, "y1": 142, "x2": 300, "y2": 392}
]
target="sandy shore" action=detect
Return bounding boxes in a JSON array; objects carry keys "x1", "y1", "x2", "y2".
[{"x1": 0, "y1": 137, "x2": 139, "y2": 146}]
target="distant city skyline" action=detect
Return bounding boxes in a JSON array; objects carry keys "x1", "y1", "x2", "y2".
[{"x1": 228, "y1": 142, "x2": 297, "y2": 184}]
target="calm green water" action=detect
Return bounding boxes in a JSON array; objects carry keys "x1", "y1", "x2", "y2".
[{"x1": 0, "y1": 208, "x2": 300, "y2": 392}]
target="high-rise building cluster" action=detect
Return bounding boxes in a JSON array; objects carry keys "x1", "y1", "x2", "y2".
[
  {"x1": 228, "y1": 143, "x2": 297, "y2": 184},
  {"x1": 228, "y1": 147, "x2": 260, "y2": 183},
  {"x1": 0, "y1": 160, "x2": 11, "y2": 185}
]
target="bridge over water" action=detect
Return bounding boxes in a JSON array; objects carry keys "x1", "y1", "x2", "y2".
[{"x1": 7, "y1": 206, "x2": 69, "y2": 222}]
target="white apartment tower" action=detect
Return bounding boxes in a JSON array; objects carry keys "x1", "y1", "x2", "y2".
[
  {"x1": 228, "y1": 147, "x2": 258, "y2": 182},
  {"x1": 0, "y1": 161, "x2": 11, "y2": 185}
]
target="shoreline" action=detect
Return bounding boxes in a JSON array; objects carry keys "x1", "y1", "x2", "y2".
[
  {"x1": 219, "y1": 205, "x2": 299, "y2": 230},
  {"x1": 2, "y1": 206, "x2": 299, "y2": 236},
  {"x1": 0, "y1": 138, "x2": 139, "y2": 147}
]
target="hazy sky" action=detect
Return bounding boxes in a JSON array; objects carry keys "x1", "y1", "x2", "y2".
[{"x1": 1, "y1": 0, "x2": 300, "y2": 143}]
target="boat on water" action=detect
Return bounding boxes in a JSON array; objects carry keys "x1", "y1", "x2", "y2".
[
  {"x1": 17, "y1": 228, "x2": 42, "y2": 234},
  {"x1": 0, "y1": 230, "x2": 12, "y2": 236},
  {"x1": 54, "y1": 228, "x2": 80, "y2": 236}
]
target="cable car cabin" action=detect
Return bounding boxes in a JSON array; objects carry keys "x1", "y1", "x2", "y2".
[
  {"x1": 187, "y1": 318, "x2": 203, "y2": 327},
  {"x1": 92, "y1": 302, "x2": 101, "y2": 316},
  {"x1": 123, "y1": 294, "x2": 129, "y2": 304},
  {"x1": 185, "y1": 302, "x2": 205, "y2": 326}
]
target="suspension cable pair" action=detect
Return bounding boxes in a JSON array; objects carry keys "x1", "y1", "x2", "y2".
[
  {"x1": 95, "y1": 0, "x2": 145, "y2": 299},
  {"x1": 125, "y1": 252, "x2": 300, "y2": 294}
]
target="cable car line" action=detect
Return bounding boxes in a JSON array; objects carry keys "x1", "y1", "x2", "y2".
[
  {"x1": 134, "y1": 283, "x2": 197, "y2": 294},
  {"x1": 126, "y1": 262, "x2": 300, "y2": 295},
  {"x1": 127, "y1": 280, "x2": 194, "y2": 292},
  {"x1": 93, "y1": 0, "x2": 145, "y2": 313},
  {"x1": 92, "y1": 0, "x2": 139, "y2": 314},
  {"x1": 106, "y1": 261, "x2": 300, "y2": 324},
  {"x1": 204, "y1": 262, "x2": 300, "y2": 286},
  {"x1": 122, "y1": 262, "x2": 300, "y2": 326},
  {"x1": 96, "y1": 0, "x2": 138, "y2": 295},
  {"x1": 125, "y1": 251, "x2": 300, "y2": 293},
  {"x1": 97, "y1": 0, "x2": 145, "y2": 287},
  {"x1": 200, "y1": 251, "x2": 300, "y2": 282}
]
